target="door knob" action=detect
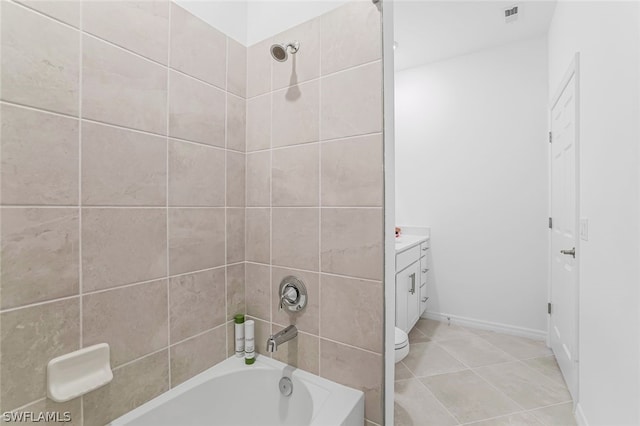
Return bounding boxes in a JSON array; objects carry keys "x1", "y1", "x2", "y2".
[{"x1": 560, "y1": 247, "x2": 576, "y2": 258}]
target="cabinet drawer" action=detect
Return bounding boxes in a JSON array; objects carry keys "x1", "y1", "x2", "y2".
[
  {"x1": 420, "y1": 284, "x2": 428, "y2": 315},
  {"x1": 396, "y1": 245, "x2": 420, "y2": 272},
  {"x1": 420, "y1": 257, "x2": 429, "y2": 286},
  {"x1": 420, "y1": 240, "x2": 430, "y2": 257}
]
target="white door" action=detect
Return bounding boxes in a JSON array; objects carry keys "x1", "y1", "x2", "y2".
[{"x1": 549, "y1": 54, "x2": 579, "y2": 400}]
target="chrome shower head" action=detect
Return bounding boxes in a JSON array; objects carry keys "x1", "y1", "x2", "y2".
[{"x1": 270, "y1": 41, "x2": 300, "y2": 62}]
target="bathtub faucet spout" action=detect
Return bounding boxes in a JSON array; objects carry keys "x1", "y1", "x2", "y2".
[{"x1": 266, "y1": 325, "x2": 298, "y2": 352}]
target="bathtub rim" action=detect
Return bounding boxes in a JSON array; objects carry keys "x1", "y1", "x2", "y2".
[{"x1": 108, "y1": 354, "x2": 364, "y2": 426}]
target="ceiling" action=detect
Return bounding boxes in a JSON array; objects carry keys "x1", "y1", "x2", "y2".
[{"x1": 394, "y1": 1, "x2": 557, "y2": 71}]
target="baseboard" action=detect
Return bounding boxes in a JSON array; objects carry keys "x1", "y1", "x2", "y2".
[
  {"x1": 574, "y1": 403, "x2": 588, "y2": 426},
  {"x1": 423, "y1": 311, "x2": 547, "y2": 341}
]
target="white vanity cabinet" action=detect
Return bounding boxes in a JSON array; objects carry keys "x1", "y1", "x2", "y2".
[{"x1": 396, "y1": 237, "x2": 430, "y2": 333}]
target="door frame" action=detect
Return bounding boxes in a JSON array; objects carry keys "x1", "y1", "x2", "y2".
[{"x1": 548, "y1": 52, "x2": 581, "y2": 403}]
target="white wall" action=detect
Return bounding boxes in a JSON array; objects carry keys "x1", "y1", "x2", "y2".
[
  {"x1": 395, "y1": 37, "x2": 549, "y2": 334},
  {"x1": 246, "y1": 1, "x2": 348, "y2": 45},
  {"x1": 177, "y1": 0, "x2": 350, "y2": 46},
  {"x1": 176, "y1": 0, "x2": 248, "y2": 44},
  {"x1": 547, "y1": 2, "x2": 640, "y2": 424}
]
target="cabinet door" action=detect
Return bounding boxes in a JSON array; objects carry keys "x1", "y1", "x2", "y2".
[
  {"x1": 406, "y1": 261, "x2": 421, "y2": 331},
  {"x1": 395, "y1": 268, "x2": 409, "y2": 332}
]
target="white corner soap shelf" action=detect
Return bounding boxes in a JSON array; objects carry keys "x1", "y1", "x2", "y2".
[{"x1": 47, "y1": 343, "x2": 113, "y2": 402}]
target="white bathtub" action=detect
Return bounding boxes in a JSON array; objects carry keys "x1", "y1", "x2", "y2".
[{"x1": 110, "y1": 355, "x2": 364, "y2": 426}]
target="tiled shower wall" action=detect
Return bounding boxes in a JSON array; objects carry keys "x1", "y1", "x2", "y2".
[
  {"x1": 1, "y1": 0, "x2": 384, "y2": 425},
  {"x1": 0, "y1": 1, "x2": 247, "y2": 424},
  {"x1": 242, "y1": 2, "x2": 385, "y2": 424}
]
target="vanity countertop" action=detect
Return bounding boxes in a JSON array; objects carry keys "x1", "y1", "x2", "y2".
[{"x1": 395, "y1": 234, "x2": 429, "y2": 253}]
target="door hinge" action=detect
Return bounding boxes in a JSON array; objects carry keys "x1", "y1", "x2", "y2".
[
  {"x1": 549, "y1": 131, "x2": 552, "y2": 143},
  {"x1": 548, "y1": 302, "x2": 552, "y2": 315},
  {"x1": 548, "y1": 217, "x2": 552, "y2": 229}
]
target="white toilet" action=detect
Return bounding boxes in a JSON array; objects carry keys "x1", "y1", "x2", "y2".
[{"x1": 395, "y1": 327, "x2": 410, "y2": 363}]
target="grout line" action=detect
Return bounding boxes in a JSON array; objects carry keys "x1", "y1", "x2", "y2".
[
  {"x1": 242, "y1": 130, "x2": 384, "y2": 154},
  {"x1": 245, "y1": 261, "x2": 382, "y2": 284},
  {"x1": 78, "y1": 1, "x2": 84, "y2": 422},
  {"x1": 224, "y1": 34, "x2": 229, "y2": 357},
  {"x1": 317, "y1": 20, "x2": 323, "y2": 377},
  {"x1": 414, "y1": 377, "x2": 462, "y2": 425},
  {"x1": 1, "y1": 205, "x2": 228, "y2": 209},
  {"x1": 0, "y1": 266, "x2": 229, "y2": 314},
  {"x1": 244, "y1": 58, "x2": 383, "y2": 101},
  {"x1": 167, "y1": 322, "x2": 228, "y2": 350},
  {"x1": 166, "y1": 2, "x2": 172, "y2": 390}
]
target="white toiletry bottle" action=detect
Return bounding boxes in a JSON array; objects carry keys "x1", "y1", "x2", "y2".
[
  {"x1": 234, "y1": 314, "x2": 245, "y2": 358},
  {"x1": 245, "y1": 320, "x2": 255, "y2": 365}
]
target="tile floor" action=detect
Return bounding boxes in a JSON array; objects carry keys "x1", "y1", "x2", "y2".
[{"x1": 395, "y1": 319, "x2": 576, "y2": 426}]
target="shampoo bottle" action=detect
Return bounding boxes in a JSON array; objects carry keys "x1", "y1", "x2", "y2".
[
  {"x1": 234, "y1": 314, "x2": 245, "y2": 358},
  {"x1": 245, "y1": 320, "x2": 255, "y2": 365}
]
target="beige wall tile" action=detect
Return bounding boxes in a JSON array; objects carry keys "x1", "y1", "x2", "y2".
[
  {"x1": 227, "y1": 263, "x2": 245, "y2": 319},
  {"x1": 272, "y1": 328, "x2": 319, "y2": 375},
  {"x1": 272, "y1": 19, "x2": 320, "y2": 90},
  {"x1": 227, "y1": 95, "x2": 246, "y2": 152},
  {"x1": 169, "y1": 268, "x2": 225, "y2": 343},
  {"x1": 246, "y1": 151, "x2": 271, "y2": 207},
  {"x1": 320, "y1": 274, "x2": 383, "y2": 353},
  {"x1": 321, "y1": 208, "x2": 383, "y2": 280},
  {"x1": 169, "y1": 4, "x2": 226, "y2": 88},
  {"x1": 83, "y1": 36, "x2": 166, "y2": 134},
  {"x1": 271, "y1": 267, "x2": 319, "y2": 335},
  {"x1": 83, "y1": 1, "x2": 169, "y2": 64},
  {"x1": 272, "y1": 144, "x2": 319, "y2": 206},
  {"x1": 321, "y1": 134, "x2": 383, "y2": 206},
  {"x1": 246, "y1": 94, "x2": 271, "y2": 152},
  {"x1": 1, "y1": 208, "x2": 79, "y2": 310},
  {"x1": 1, "y1": 105, "x2": 78, "y2": 205},
  {"x1": 82, "y1": 122, "x2": 166, "y2": 206},
  {"x1": 15, "y1": 0, "x2": 80, "y2": 27},
  {"x1": 168, "y1": 140, "x2": 224, "y2": 207},
  {"x1": 170, "y1": 326, "x2": 227, "y2": 386},
  {"x1": 168, "y1": 71, "x2": 225, "y2": 147},
  {"x1": 272, "y1": 81, "x2": 319, "y2": 148},
  {"x1": 320, "y1": 62, "x2": 382, "y2": 140},
  {"x1": 83, "y1": 280, "x2": 168, "y2": 367},
  {"x1": 11, "y1": 396, "x2": 82, "y2": 426},
  {"x1": 0, "y1": 298, "x2": 80, "y2": 411},
  {"x1": 245, "y1": 263, "x2": 271, "y2": 322},
  {"x1": 226, "y1": 320, "x2": 236, "y2": 358},
  {"x1": 228, "y1": 38, "x2": 247, "y2": 98},
  {"x1": 245, "y1": 208, "x2": 270, "y2": 264},
  {"x1": 272, "y1": 208, "x2": 319, "y2": 271},
  {"x1": 226, "y1": 151, "x2": 246, "y2": 207},
  {"x1": 248, "y1": 316, "x2": 271, "y2": 355},
  {"x1": 168, "y1": 208, "x2": 225, "y2": 275},
  {"x1": 247, "y1": 39, "x2": 272, "y2": 98},
  {"x1": 83, "y1": 350, "x2": 169, "y2": 426},
  {"x1": 82, "y1": 208, "x2": 167, "y2": 292},
  {"x1": 320, "y1": 1, "x2": 382, "y2": 75},
  {"x1": 226, "y1": 208, "x2": 245, "y2": 264},
  {"x1": 1, "y1": 2, "x2": 79, "y2": 115},
  {"x1": 320, "y1": 339, "x2": 383, "y2": 424}
]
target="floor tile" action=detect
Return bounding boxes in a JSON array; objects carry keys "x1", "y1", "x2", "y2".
[
  {"x1": 421, "y1": 370, "x2": 520, "y2": 423},
  {"x1": 475, "y1": 362, "x2": 571, "y2": 410},
  {"x1": 522, "y1": 356, "x2": 567, "y2": 386},
  {"x1": 465, "y1": 412, "x2": 544, "y2": 425},
  {"x1": 438, "y1": 336, "x2": 516, "y2": 368},
  {"x1": 529, "y1": 402, "x2": 577, "y2": 426},
  {"x1": 403, "y1": 342, "x2": 467, "y2": 377},
  {"x1": 395, "y1": 362, "x2": 414, "y2": 381},
  {"x1": 414, "y1": 318, "x2": 475, "y2": 342},
  {"x1": 395, "y1": 379, "x2": 458, "y2": 426},
  {"x1": 477, "y1": 333, "x2": 552, "y2": 360},
  {"x1": 408, "y1": 326, "x2": 431, "y2": 343}
]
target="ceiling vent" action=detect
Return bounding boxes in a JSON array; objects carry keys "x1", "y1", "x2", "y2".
[{"x1": 504, "y1": 5, "x2": 519, "y2": 23}]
